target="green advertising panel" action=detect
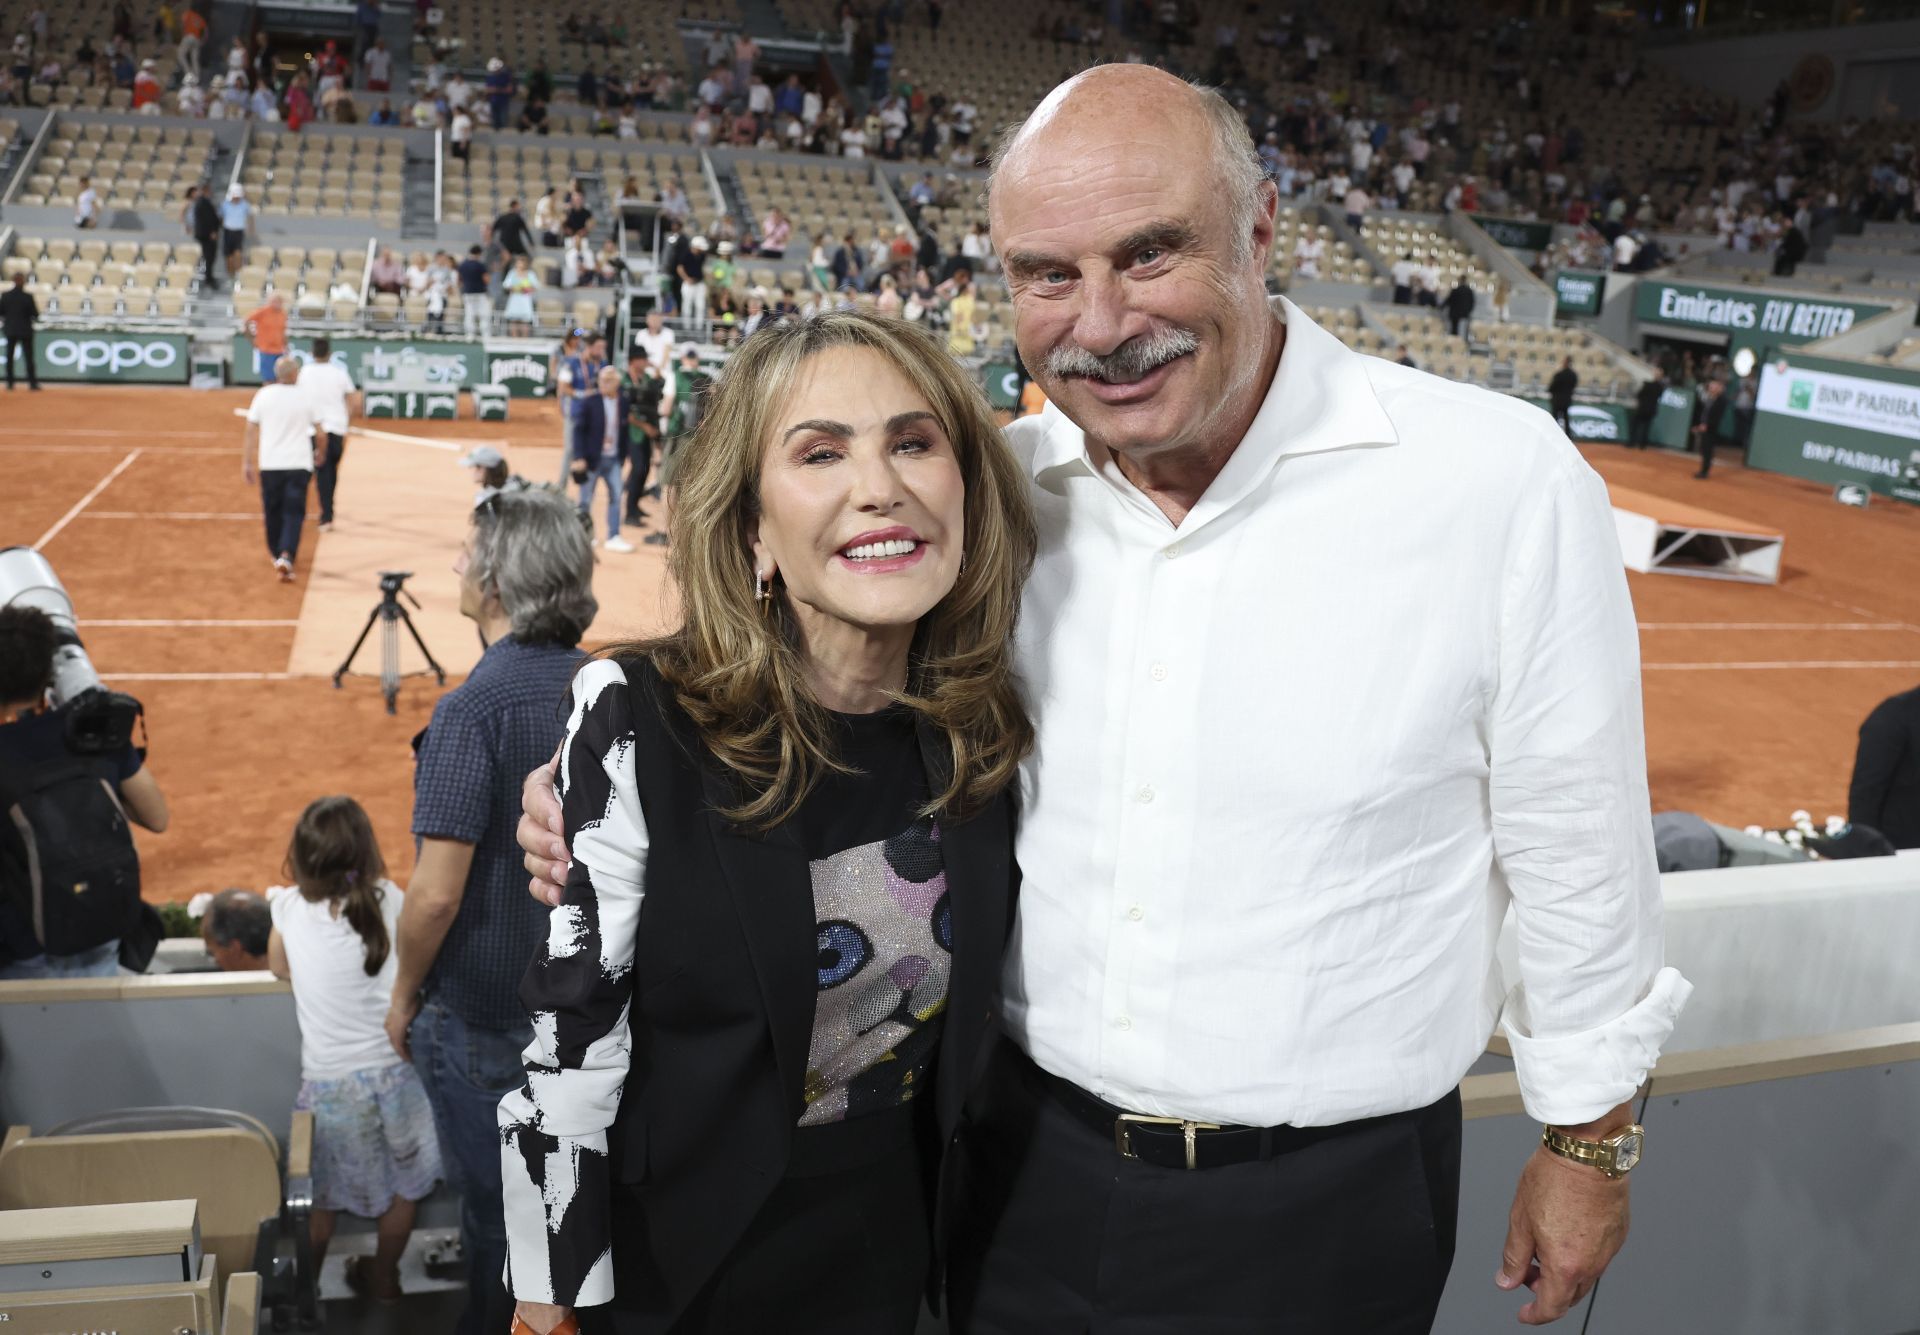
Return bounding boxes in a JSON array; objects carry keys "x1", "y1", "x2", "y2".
[
  {"x1": 1520, "y1": 398, "x2": 1631, "y2": 442},
  {"x1": 981, "y1": 362, "x2": 1021, "y2": 410},
  {"x1": 1632, "y1": 283, "x2": 1891, "y2": 354},
  {"x1": 473, "y1": 385, "x2": 511, "y2": 421},
  {"x1": 1650, "y1": 384, "x2": 1697, "y2": 449},
  {"x1": 1553, "y1": 269, "x2": 1607, "y2": 318},
  {"x1": 1472, "y1": 215, "x2": 1554, "y2": 252},
  {"x1": 229, "y1": 335, "x2": 485, "y2": 388},
  {"x1": 363, "y1": 387, "x2": 463, "y2": 419},
  {"x1": 484, "y1": 349, "x2": 553, "y2": 397},
  {"x1": 1747, "y1": 351, "x2": 1920, "y2": 502},
  {"x1": 37, "y1": 330, "x2": 191, "y2": 384}
]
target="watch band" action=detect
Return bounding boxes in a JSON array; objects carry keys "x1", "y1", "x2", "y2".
[{"x1": 1541, "y1": 1123, "x2": 1645, "y2": 1179}]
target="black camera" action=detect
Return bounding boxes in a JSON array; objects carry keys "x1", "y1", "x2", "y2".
[
  {"x1": 0, "y1": 547, "x2": 146, "y2": 756},
  {"x1": 379, "y1": 570, "x2": 415, "y2": 596}
]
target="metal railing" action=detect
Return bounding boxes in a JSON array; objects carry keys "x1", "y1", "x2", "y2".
[{"x1": 1, "y1": 112, "x2": 57, "y2": 206}]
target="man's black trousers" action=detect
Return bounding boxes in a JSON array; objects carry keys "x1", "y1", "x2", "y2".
[
  {"x1": 623, "y1": 430, "x2": 656, "y2": 521},
  {"x1": 3, "y1": 330, "x2": 36, "y2": 388},
  {"x1": 947, "y1": 1043, "x2": 1461, "y2": 1334},
  {"x1": 260, "y1": 469, "x2": 312, "y2": 561},
  {"x1": 315, "y1": 433, "x2": 345, "y2": 524}
]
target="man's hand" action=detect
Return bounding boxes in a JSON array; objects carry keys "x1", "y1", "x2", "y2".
[
  {"x1": 385, "y1": 989, "x2": 423, "y2": 1062},
  {"x1": 519, "y1": 754, "x2": 570, "y2": 907},
  {"x1": 1496, "y1": 1144, "x2": 1631, "y2": 1324},
  {"x1": 243, "y1": 457, "x2": 258, "y2": 486}
]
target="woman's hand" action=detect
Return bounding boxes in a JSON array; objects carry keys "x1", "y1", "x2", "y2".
[{"x1": 513, "y1": 1299, "x2": 577, "y2": 1335}]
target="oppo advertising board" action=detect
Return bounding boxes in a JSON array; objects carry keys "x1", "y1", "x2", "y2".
[
  {"x1": 1748, "y1": 352, "x2": 1920, "y2": 502},
  {"x1": 1632, "y1": 283, "x2": 1892, "y2": 354},
  {"x1": 1520, "y1": 399, "x2": 1630, "y2": 442},
  {"x1": 36, "y1": 331, "x2": 191, "y2": 384}
]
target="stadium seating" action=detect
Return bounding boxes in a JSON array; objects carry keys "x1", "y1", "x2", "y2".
[
  {"x1": 240, "y1": 128, "x2": 404, "y2": 226},
  {"x1": 1361, "y1": 216, "x2": 1497, "y2": 299},
  {"x1": 1273, "y1": 207, "x2": 1380, "y2": 286},
  {"x1": 14, "y1": 118, "x2": 217, "y2": 212},
  {"x1": 422, "y1": 0, "x2": 740, "y2": 87},
  {"x1": 6, "y1": 233, "x2": 206, "y2": 319},
  {"x1": 734, "y1": 157, "x2": 899, "y2": 254},
  {"x1": 445, "y1": 141, "x2": 701, "y2": 227}
]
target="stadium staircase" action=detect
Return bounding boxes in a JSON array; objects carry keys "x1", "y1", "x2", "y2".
[
  {"x1": 400, "y1": 153, "x2": 437, "y2": 240},
  {"x1": 714, "y1": 162, "x2": 755, "y2": 238}
]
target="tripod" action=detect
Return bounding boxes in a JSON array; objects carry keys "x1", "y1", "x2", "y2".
[{"x1": 332, "y1": 571, "x2": 447, "y2": 714}]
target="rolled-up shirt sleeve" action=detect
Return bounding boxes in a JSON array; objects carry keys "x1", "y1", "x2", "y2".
[
  {"x1": 1489, "y1": 448, "x2": 1693, "y2": 1126},
  {"x1": 499, "y1": 658, "x2": 648, "y2": 1307}
]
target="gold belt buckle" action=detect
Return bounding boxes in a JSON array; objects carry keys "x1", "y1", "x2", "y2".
[{"x1": 1115, "y1": 1113, "x2": 1223, "y2": 1169}]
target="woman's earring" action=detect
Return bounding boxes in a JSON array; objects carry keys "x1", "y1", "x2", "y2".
[{"x1": 755, "y1": 569, "x2": 773, "y2": 613}]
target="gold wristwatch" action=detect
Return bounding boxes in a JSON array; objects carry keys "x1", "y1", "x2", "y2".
[{"x1": 1541, "y1": 1123, "x2": 1645, "y2": 1179}]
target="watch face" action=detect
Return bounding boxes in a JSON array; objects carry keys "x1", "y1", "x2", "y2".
[{"x1": 1614, "y1": 1131, "x2": 1643, "y2": 1173}]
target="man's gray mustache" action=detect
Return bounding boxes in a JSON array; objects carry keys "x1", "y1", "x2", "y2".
[{"x1": 1045, "y1": 329, "x2": 1201, "y2": 383}]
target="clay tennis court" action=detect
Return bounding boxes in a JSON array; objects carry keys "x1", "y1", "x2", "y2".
[{"x1": 4, "y1": 385, "x2": 1917, "y2": 900}]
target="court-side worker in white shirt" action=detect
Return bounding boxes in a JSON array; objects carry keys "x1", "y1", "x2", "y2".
[
  {"x1": 515, "y1": 66, "x2": 1691, "y2": 1335},
  {"x1": 297, "y1": 337, "x2": 359, "y2": 531},
  {"x1": 244, "y1": 356, "x2": 321, "y2": 582}
]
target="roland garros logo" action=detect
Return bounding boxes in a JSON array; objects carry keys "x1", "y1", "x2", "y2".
[{"x1": 44, "y1": 336, "x2": 181, "y2": 373}]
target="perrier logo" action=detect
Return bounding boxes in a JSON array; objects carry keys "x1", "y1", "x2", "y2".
[{"x1": 1788, "y1": 380, "x2": 1814, "y2": 411}]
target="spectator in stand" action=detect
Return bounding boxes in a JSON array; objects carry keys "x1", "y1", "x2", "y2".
[
  {"x1": 492, "y1": 199, "x2": 533, "y2": 278},
  {"x1": 1417, "y1": 258, "x2": 1442, "y2": 307},
  {"x1": 659, "y1": 178, "x2": 690, "y2": 227},
  {"x1": 830, "y1": 231, "x2": 862, "y2": 291},
  {"x1": 242, "y1": 357, "x2": 320, "y2": 583},
  {"x1": 369, "y1": 247, "x2": 405, "y2": 296},
  {"x1": 1849, "y1": 683, "x2": 1920, "y2": 850},
  {"x1": 1547, "y1": 356, "x2": 1578, "y2": 436},
  {"x1": 1443, "y1": 277, "x2": 1476, "y2": 340},
  {"x1": 560, "y1": 235, "x2": 590, "y2": 290},
  {"x1": 74, "y1": 175, "x2": 100, "y2": 229},
  {"x1": 1292, "y1": 229, "x2": 1323, "y2": 279},
  {"x1": 202, "y1": 888, "x2": 271, "y2": 971},
  {"x1": 758, "y1": 206, "x2": 792, "y2": 259},
  {"x1": 533, "y1": 188, "x2": 562, "y2": 246},
  {"x1": 1, "y1": 272, "x2": 41, "y2": 392},
  {"x1": 634, "y1": 309, "x2": 673, "y2": 374},
  {"x1": 178, "y1": 3, "x2": 206, "y2": 78},
  {"x1": 269, "y1": 796, "x2": 441, "y2": 1306},
  {"x1": 961, "y1": 221, "x2": 993, "y2": 275},
  {"x1": 561, "y1": 190, "x2": 593, "y2": 242},
  {"x1": 1390, "y1": 252, "x2": 1416, "y2": 305},
  {"x1": 299, "y1": 336, "x2": 358, "y2": 531},
  {"x1": 388, "y1": 486, "x2": 595, "y2": 1335},
  {"x1": 1343, "y1": 182, "x2": 1370, "y2": 231},
  {"x1": 444, "y1": 68, "x2": 472, "y2": 115},
  {"x1": 458, "y1": 245, "x2": 491, "y2": 338},
  {"x1": 946, "y1": 267, "x2": 978, "y2": 357},
  {"x1": 502, "y1": 255, "x2": 538, "y2": 336},
  {"x1": 362, "y1": 36, "x2": 390, "y2": 91},
  {"x1": 677, "y1": 235, "x2": 709, "y2": 329},
  {"x1": 132, "y1": 57, "x2": 162, "y2": 110},
  {"x1": 483, "y1": 56, "x2": 512, "y2": 131},
  {"x1": 449, "y1": 104, "x2": 472, "y2": 161}
]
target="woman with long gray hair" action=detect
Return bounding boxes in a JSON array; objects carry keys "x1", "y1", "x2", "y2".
[{"x1": 500, "y1": 312, "x2": 1036, "y2": 1334}]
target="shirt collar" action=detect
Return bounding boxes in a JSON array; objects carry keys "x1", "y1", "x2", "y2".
[{"x1": 1028, "y1": 299, "x2": 1400, "y2": 525}]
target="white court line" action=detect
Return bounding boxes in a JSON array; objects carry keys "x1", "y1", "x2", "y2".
[
  {"x1": 0, "y1": 427, "x2": 229, "y2": 439},
  {"x1": 32, "y1": 449, "x2": 143, "y2": 551},
  {"x1": 102, "y1": 672, "x2": 296, "y2": 682},
  {"x1": 1637, "y1": 622, "x2": 1913, "y2": 632},
  {"x1": 1644, "y1": 660, "x2": 1920, "y2": 671},
  {"x1": 0, "y1": 444, "x2": 237, "y2": 455},
  {"x1": 82, "y1": 619, "x2": 300, "y2": 628},
  {"x1": 227, "y1": 407, "x2": 496, "y2": 452},
  {"x1": 82, "y1": 511, "x2": 259, "y2": 520}
]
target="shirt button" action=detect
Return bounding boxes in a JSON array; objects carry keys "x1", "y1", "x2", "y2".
[
  {"x1": 1135, "y1": 785, "x2": 1155, "y2": 804},
  {"x1": 1127, "y1": 905, "x2": 1144, "y2": 921},
  {"x1": 1114, "y1": 1015, "x2": 1133, "y2": 1031},
  {"x1": 1164, "y1": 542, "x2": 1183, "y2": 559},
  {"x1": 1149, "y1": 663, "x2": 1168, "y2": 682}
]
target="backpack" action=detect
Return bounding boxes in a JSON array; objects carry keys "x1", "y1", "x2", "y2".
[{"x1": 0, "y1": 752, "x2": 143, "y2": 958}]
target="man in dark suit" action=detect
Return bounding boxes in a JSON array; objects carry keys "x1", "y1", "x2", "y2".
[
  {"x1": 571, "y1": 364, "x2": 634, "y2": 552},
  {"x1": 1547, "y1": 357, "x2": 1578, "y2": 435},
  {"x1": 1849, "y1": 684, "x2": 1920, "y2": 848},
  {"x1": 1629, "y1": 371, "x2": 1666, "y2": 450},
  {"x1": 1443, "y1": 277, "x2": 1476, "y2": 340},
  {"x1": 187, "y1": 183, "x2": 222, "y2": 292},
  {"x1": 1, "y1": 272, "x2": 39, "y2": 391},
  {"x1": 1690, "y1": 377, "x2": 1732, "y2": 479}
]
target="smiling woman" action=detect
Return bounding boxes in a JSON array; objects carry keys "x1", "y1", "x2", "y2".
[{"x1": 497, "y1": 311, "x2": 1039, "y2": 1335}]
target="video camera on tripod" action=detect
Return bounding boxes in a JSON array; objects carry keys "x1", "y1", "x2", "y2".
[{"x1": 0, "y1": 547, "x2": 145, "y2": 756}]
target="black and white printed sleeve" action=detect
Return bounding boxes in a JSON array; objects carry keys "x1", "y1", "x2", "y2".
[{"x1": 499, "y1": 658, "x2": 648, "y2": 1308}]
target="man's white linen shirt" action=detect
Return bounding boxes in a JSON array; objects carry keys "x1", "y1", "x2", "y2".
[
  {"x1": 247, "y1": 383, "x2": 320, "y2": 471},
  {"x1": 298, "y1": 358, "x2": 356, "y2": 436},
  {"x1": 1000, "y1": 299, "x2": 1691, "y2": 1130}
]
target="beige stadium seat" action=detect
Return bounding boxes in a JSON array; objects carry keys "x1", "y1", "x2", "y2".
[
  {"x1": 107, "y1": 241, "x2": 139, "y2": 264},
  {"x1": 76, "y1": 239, "x2": 108, "y2": 264},
  {"x1": 65, "y1": 261, "x2": 99, "y2": 289},
  {"x1": 153, "y1": 290, "x2": 188, "y2": 318}
]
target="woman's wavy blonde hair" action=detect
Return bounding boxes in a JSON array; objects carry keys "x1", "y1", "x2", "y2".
[{"x1": 616, "y1": 311, "x2": 1037, "y2": 830}]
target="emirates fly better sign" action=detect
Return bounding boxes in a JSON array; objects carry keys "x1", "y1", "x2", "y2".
[{"x1": 1633, "y1": 282, "x2": 1892, "y2": 352}]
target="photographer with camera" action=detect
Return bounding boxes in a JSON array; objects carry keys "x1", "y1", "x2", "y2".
[{"x1": 0, "y1": 604, "x2": 169, "y2": 979}]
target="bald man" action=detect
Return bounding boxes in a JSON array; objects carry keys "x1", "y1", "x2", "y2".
[
  {"x1": 515, "y1": 68, "x2": 1689, "y2": 1334},
  {"x1": 243, "y1": 356, "x2": 321, "y2": 581}
]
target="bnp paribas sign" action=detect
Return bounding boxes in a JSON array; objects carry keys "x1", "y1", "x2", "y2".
[{"x1": 1634, "y1": 282, "x2": 1890, "y2": 345}]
